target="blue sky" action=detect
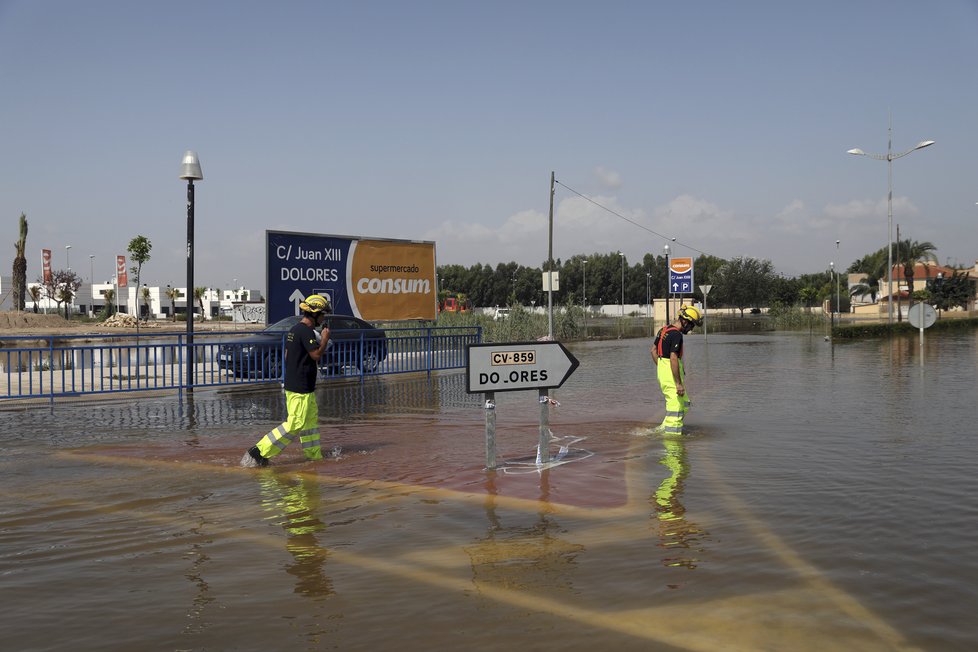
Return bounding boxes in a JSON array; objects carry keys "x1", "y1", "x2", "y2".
[{"x1": 2, "y1": 1, "x2": 977, "y2": 292}]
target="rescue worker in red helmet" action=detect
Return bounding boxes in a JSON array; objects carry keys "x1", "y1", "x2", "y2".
[
  {"x1": 650, "y1": 305, "x2": 703, "y2": 436},
  {"x1": 243, "y1": 294, "x2": 331, "y2": 467}
]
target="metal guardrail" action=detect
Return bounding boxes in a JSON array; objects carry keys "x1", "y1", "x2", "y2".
[{"x1": 0, "y1": 325, "x2": 481, "y2": 403}]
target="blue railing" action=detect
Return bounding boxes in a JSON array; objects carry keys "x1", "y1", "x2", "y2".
[{"x1": 0, "y1": 325, "x2": 481, "y2": 402}]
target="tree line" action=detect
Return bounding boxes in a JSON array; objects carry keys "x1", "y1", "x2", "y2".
[{"x1": 437, "y1": 240, "x2": 973, "y2": 315}]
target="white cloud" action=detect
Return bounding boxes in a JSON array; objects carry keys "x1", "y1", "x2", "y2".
[{"x1": 594, "y1": 166, "x2": 622, "y2": 189}]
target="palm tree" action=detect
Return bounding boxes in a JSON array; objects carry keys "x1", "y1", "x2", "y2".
[
  {"x1": 895, "y1": 239, "x2": 938, "y2": 319},
  {"x1": 799, "y1": 286, "x2": 819, "y2": 312},
  {"x1": 848, "y1": 249, "x2": 886, "y2": 307},
  {"x1": 194, "y1": 286, "x2": 207, "y2": 320},
  {"x1": 28, "y1": 285, "x2": 41, "y2": 313},
  {"x1": 164, "y1": 286, "x2": 178, "y2": 321},
  {"x1": 141, "y1": 286, "x2": 152, "y2": 321},
  {"x1": 103, "y1": 288, "x2": 116, "y2": 317},
  {"x1": 12, "y1": 213, "x2": 28, "y2": 311}
]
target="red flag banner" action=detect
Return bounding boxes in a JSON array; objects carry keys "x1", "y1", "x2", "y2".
[
  {"x1": 117, "y1": 255, "x2": 128, "y2": 287},
  {"x1": 42, "y1": 249, "x2": 52, "y2": 283}
]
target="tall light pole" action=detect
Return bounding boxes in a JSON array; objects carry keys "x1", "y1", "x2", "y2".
[
  {"x1": 547, "y1": 171, "x2": 555, "y2": 339},
  {"x1": 582, "y1": 258, "x2": 588, "y2": 337},
  {"x1": 646, "y1": 272, "x2": 651, "y2": 336},
  {"x1": 65, "y1": 245, "x2": 72, "y2": 317},
  {"x1": 89, "y1": 254, "x2": 95, "y2": 317},
  {"x1": 664, "y1": 244, "x2": 671, "y2": 323},
  {"x1": 830, "y1": 261, "x2": 835, "y2": 330},
  {"x1": 179, "y1": 150, "x2": 203, "y2": 393},
  {"x1": 619, "y1": 251, "x2": 625, "y2": 318},
  {"x1": 848, "y1": 119, "x2": 934, "y2": 324}
]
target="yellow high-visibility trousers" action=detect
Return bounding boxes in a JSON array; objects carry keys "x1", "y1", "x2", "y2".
[
  {"x1": 656, "y1": 358, "x2": 690, "y2": 436},
  {"x1": 255, "y1": 390, "x2": 323, "y2": 461}
]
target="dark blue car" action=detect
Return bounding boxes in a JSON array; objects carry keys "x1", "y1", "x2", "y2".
[{"x1": 217, "y1": 314, "x2": 387, "y2": 379}]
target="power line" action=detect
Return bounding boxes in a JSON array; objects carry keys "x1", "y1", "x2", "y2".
[{"x1": 554, "y1": 178, "x2": 716, "y2": 259}]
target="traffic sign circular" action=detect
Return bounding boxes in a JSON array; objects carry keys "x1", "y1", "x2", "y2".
[{"x1": 908, "y1": 303, "x2": 937, "y2": 329}]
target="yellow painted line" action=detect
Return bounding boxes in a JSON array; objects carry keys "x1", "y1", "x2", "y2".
[
  {"x1": 699, "y1": 453, "x2": 920, "y2": 651},
  {"x1": 45, "y1": 437, "x2": 921, "y2": 651}
]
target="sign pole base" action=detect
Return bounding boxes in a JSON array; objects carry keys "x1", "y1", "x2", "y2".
[
  {"x1": 485, "y1": 391, "x2": 496, "y2": 470},
  {"x1": 538, "y1": 388, "x2": 550, "y2": 464}
]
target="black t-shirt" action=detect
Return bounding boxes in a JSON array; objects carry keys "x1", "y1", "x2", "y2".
[
  {"x1": 283, "y1": 321, "x2": 320, "y2": 393},
  {"x1": 655, "y1": 325, "x2": 684, "y2": 359}
]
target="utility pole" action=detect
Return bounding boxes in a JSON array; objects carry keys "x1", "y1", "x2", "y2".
[{"x1": 547, "y1": 171, "x2": 555, "y2": 339}]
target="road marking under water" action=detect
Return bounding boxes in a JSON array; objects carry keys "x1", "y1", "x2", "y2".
[{"x1": 42, "y1": 446, "x2": 919, "y2": 651}]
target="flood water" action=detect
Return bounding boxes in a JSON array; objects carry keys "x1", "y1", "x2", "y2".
[{"x1": 1, "y1": 331, "x2": 976, "y2": 651}]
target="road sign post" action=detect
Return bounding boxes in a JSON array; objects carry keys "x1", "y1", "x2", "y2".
[
  {"x1": 908, "y1": 303, "x2": 937, "y2": 364},
  {"x1": 669, "y1": 257, "x2": 694, "y2": 318},
  {"x1": 467, "y1": 342, "x2": 579, "y2": 469},
  {"x1": 699, "y1": 284, "x2": 712, "y2": 339}
]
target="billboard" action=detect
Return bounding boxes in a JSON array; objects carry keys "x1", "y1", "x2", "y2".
[
  {"x1": 266, "y1": 231, "x2": 437, "y2": 323},
  {"x1": 117, "y1": 255, "x2": 128, "y2": 287},
  {"x1": 41, "y1": 249, "x2": 52, "y2": 283}
]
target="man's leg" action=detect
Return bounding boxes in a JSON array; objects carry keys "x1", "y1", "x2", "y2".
[
  {"x1": 297, "y1": 394, "x2": 323, "y2": 461},
  {"x1": 252, "y1": 391, "x2": 308, "y2": 460}
]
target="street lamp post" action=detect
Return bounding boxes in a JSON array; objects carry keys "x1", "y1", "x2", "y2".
[
  {"x1": 619, "y1": 252, "x2": 625, "y2": 319},
  {"x1": 664, "y1": 244, "x2": 671, "y2": 323},
  {"x1": 646, "y1": 272, "x2": 652, "y2": 336},
  {"x1": 848, "y1": 120, "x2": 934, "y2": 325},
  {"x1": 582, "y1": 259, "x2": 588, "y2": 338},
  {"x1": 179, "y1": 150, "x2": 203, "y2": 393},
  {"x1": 830, "y1": 261, "x2": 835, "y2": 330},
  {"x1": 65, "y1": 245, "x2": 72, "y2": 317},
  {"x1": 89, "y1": 255, "x2": 95, "y2": 317}
]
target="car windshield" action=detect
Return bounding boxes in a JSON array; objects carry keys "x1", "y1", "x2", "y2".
[{"x1": 263, "y1": 316, "x2": 301, "y2": 332}]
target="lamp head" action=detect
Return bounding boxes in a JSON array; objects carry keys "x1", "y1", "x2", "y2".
[
  {"x1": 915, "y1": 140, "x2": 935, "y2": 150},
  {"x1": 846, "y1": 148, "x2": 865, "y2": 156},
  {"x1": 179, "y1": 150, "x2": 203, "y2": 180}
]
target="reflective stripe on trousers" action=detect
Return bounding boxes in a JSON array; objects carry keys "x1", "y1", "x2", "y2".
[
  {"x1": 656, "y1": 358, "x2": 690, "y2": 436},
  {"x1": 256, "y1": 390, "x2": 323, "y2": 460}
]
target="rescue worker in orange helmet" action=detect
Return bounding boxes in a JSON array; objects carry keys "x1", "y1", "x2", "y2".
[
  {"x1": 242, "y1": 294, "x2": 331, "y2": 467},
  {"x1": 650, "y1": 305, "x2": 703, "y2": 436}
]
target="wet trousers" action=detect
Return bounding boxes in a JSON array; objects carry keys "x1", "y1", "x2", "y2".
[
  {"x1": 656, "y1": 358, "x2": 690, "y2": 436},
  {"x1": 255, "y1": 390, "x2": 323, "y2": 461}
]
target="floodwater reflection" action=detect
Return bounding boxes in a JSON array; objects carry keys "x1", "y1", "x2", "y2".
[
  {"x1": 1, "y1": 332, "x2": 976, "y2": 651},
  {"x1": 652, "y1": 434, "x2": 707, "y2": 571},
  {"x1": 258, "y1": 472, "x2": 333, "y2": 600}
]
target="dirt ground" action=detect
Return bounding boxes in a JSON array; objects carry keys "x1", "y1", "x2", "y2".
[{"x1": 0, "y1": 311, "x2": 249, "y2": 337}]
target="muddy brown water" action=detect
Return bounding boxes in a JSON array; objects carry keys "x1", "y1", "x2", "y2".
[{"x1": 1, "y1": 332, "x2": 976, "y2": 651}]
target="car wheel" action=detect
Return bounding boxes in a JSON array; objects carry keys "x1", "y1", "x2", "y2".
[
  {"x1": 264, "y1": 353, "x2": 283, "y2": 379},
  {"x1": 358, "y1": 347, "x2": 382, "y2": 373}
]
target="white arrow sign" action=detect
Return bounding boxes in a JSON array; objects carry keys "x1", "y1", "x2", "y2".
[
  {"x1": 289, "y1": 289, "x2": 305, "y2": 315},
  {"x1": 467, "y1": 342, "x2": 579, "y2": 393}
]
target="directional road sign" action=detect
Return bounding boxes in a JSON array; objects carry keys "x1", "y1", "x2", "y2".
[
  {"x1": 669, "y1": 256, "x2": 694, "y2": 294},
  {"x1": 466, "y1": 341, "x2": 579, "y2": 393}
]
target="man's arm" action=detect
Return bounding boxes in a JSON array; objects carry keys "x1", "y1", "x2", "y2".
[
  {"x1": 308, "y1": 327, "x2": 330, "y2": 362},
  {"x1": 670, "y1": 353, "x2": 685, "y2": 395}
]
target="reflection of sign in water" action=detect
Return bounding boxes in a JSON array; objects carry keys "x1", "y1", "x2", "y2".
[{"x1": 266, "y1": 231, "x2": 437, "y2": 323}]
